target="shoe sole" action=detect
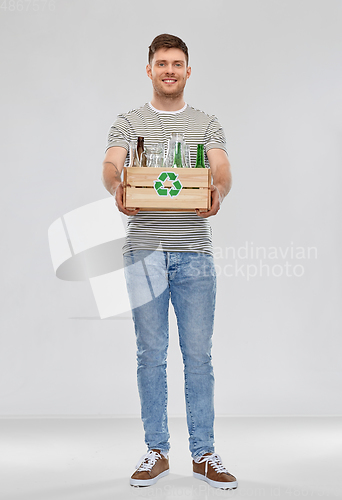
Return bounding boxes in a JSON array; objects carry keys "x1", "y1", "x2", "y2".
[
  {"x1": 193, "y1": 472, "x2": 238, "y2": 490},
  {"x1": 130, "y1": 469, "x2": 169, "y2": 487}
]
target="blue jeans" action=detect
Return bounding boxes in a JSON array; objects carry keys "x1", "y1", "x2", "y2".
[{"x1": 123, "y1": 250, "x2": 216, "y2": 459}]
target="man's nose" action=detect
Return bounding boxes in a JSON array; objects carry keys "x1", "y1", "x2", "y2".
[{"x1": 165, "y1": 64, "x2": 174, "y2": 74}]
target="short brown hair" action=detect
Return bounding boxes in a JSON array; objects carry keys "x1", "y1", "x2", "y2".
[{"x1": 148, "y1": 34, "x2": 189, "y2": 66}]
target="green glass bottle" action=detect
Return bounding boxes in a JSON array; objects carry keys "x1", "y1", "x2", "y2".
[
  {"x1": 173, "y1": 142, "x2": 184, "y2": 168},
  {"x1": 195, "y1": 144, "x2": 206, "y2": 168}
]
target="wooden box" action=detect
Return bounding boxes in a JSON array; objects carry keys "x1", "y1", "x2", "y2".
[{"x1": 123, "y1": 167, "x2": 211, "y2": 211}]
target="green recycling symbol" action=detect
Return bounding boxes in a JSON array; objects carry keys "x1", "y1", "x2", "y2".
[{"x1": 154, "y1": 171, "x2": 183, "y2": 198}]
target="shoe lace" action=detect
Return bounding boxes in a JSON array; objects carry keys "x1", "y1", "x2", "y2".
[
  {"x1": 197, "y1": 453, "x2": 229, "y2": 475},
  {"x1": 135, "y1": 450, "x2": 162, "y2": 472}
]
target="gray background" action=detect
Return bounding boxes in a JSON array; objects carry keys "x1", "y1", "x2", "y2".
[{"x1": 0, "y1": 0, "x2": 341, "y2": 416}]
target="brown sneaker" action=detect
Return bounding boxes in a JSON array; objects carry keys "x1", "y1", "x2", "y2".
[
  {"x1": 193, "y1": 452, "x2": 238, "y2": 489},
  {"x1": 130, "y1": 449, "x2": 169, "y2": 487}
]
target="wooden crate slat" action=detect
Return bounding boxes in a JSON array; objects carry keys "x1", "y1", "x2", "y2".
[
  {"x1": 128, "y1": 177, "x2": 210, "y2": 188},
  {"x1": 125, "y1": 187, "x2": 209, "y2": 210},
  {"x1": 126, "y1": 167, "x2": 210, "y2": 188}
]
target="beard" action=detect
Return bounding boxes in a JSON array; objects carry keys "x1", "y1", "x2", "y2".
[{"x1": 152, "y1": 79, "x2": 187, "y2": 100}]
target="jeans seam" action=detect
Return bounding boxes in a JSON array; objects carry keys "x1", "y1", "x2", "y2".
[
  {"x1": 163, "y1": 339, "x2": 169, "y2": 439},
  {"x1": 184, "y1": 372, "x2": 195, "y2": 444}
]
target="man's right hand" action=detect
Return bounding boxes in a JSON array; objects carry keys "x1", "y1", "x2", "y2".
[
  {"x1": 102, "y1": 146, "x2": 139, "y2": 216},
  {"x1": 114, "y1": 182, "x2": 140, "y2": 216}
]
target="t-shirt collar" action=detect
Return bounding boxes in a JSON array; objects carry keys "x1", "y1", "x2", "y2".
[{"x1": 148, "y1": 102, "x2": 187, "y2": 114}]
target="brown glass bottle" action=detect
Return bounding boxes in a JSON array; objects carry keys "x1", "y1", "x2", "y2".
[{"x1": 137, "y1": 137, "x2": 147, "y2": 167}]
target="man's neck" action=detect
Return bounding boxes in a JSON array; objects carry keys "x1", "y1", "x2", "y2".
[{"x1": 150, "y1": 94, "x2": 186, "y2": 112}]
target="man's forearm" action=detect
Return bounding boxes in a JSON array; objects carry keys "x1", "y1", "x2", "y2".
[
  {"x1": 213, "y1": 165, "x2": 232, "y2": 203},
  {"x1": 206, "y1": 149, "x2": 232, "y2": 205},
  {"x1": 102, "y1": 161, "x2": 122, "y2": 196}
]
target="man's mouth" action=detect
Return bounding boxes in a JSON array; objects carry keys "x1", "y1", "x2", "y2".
[{"x1": 162, "y1": 79, "x2": 177, "y2": 84}]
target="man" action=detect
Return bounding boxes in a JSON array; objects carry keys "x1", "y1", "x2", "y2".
[{"x1": 102, "y1": 34, "x2": 237, "y2": 490}]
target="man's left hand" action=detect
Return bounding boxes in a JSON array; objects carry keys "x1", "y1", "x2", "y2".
[{"x1": 196, "y1": 185, "x2": 223, "y2": 218}]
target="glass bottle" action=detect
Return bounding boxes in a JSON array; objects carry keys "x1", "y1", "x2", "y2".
[
  {"x1": 137, "y1": 136, "x2": 147, "y2": 167},
  {"x1": 165, "y1": 133, "x2": 186, "y2": 168},
  {"x1": 184, "y1": 144, "x2": 191, "y2": 168},
  {"x1": 128, "y1": 140, "x2": 140, "y2": 167},
  {"x1": 164, "y1": 138, "x2": 174, "y2": 169},
  {"x1": 173, "y1": 141, "x2": 184, "y2": 168},
  {"x1": 195, "y1": 144, "x2": 206, "y2": 168}
]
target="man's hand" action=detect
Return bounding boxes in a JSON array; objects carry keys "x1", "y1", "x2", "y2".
[
  {"x1": 114, "y1": 182, "x2": 139, "y2": 216},
  {"x1": 196, "y1": 185, "x2": 223, "y2": 218},
  {"x1": 102, "y1": 146, "x2": 139, "y2": 216}
]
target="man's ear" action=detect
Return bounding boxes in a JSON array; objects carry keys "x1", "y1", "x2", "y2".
[
  {"x1": 186, "y1": 66, "x2": 192, "y2": 80},
  {"x1": 146, "y1": 64, "x2": 152, "y2": 80}
]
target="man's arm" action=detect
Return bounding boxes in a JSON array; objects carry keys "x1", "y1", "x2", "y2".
[
  {"x1": 196, "y1": 148, "x2": 232, "y2": 218},
  {"x1": 102, "y1": 146, "x2": 139, "y2": 216}
]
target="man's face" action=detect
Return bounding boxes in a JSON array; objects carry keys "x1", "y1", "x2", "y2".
[{"x1": 146, "y1": 48, "x2": 191, "y2": 99}]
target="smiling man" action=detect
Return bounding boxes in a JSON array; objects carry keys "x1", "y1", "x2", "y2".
[
  {"x1": 102, "y1": 34, "x2": 237, "y2": 490},
  {"x1": 147, "y1": 48, "x2": 191, "y2": 107}
]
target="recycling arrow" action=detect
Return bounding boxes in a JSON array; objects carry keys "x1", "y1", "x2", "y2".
[{"x1": 154, "y1": 171, "x2": 183, "y2": 198}]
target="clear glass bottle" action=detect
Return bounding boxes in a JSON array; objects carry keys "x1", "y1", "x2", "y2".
[
  {"x1": 165, "y1": 134, "x2": 176, "y2": 169},
  {"x1": 165, "y1": 133, "x2": 186, "y2": 168},
  {"x1": 184, "y1": 144, "x2": 192, "y2": 168},
  {"x1": 128, "y1": 140, "x2": 140, "y2": 167}
]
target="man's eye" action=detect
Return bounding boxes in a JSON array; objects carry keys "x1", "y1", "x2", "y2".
[{"x1": 158, "y1": 63, "x2": 164, "y2": 67}]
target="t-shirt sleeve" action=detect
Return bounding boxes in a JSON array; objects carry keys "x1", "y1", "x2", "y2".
[
  {"x1": 105, "y1": 115, "x2": 132, "y2": 153},
  {"x1": 204, "y1": 116, "x2": 228, "y2": 156}
]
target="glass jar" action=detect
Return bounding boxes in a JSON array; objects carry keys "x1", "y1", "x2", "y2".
[{"x1": 145, "y1": 142, "x2": 165, "y2": 168}]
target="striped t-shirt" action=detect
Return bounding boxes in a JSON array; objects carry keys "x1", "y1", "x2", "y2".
[{"x1": 106, "y1": 102, "x2": 228, "y2": 255}]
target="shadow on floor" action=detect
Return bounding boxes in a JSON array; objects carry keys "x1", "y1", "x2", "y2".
[{"x1": 7, "y1": 474, "x2": 338, "y2": 500}]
